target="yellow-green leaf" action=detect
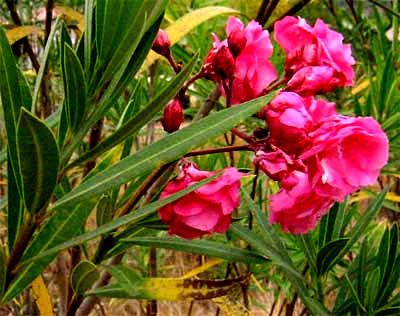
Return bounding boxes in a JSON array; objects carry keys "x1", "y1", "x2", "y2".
[
  {"x1": 91, "y1": 265, "x2": 249, "y2": 301},
  {"x1": 30, "y1": 276, "x2": 53, "y2": 316},
  {"x1": 55, "y1": 5, "x2": 85, "y2": 33},
  {"x1": 6, "y1": 26, "x2": 43, "y2": 45},
  {"x1": 144, "y1": 6, "x2": 239, "y2": 68}
]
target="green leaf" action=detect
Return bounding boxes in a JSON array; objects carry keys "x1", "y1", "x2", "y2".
[
  {"x1": 230, "y1": 223, "x2": 329, "y2": 315},
  {"x1": 62, "y1": 43, "x2": 87, "y2": 132},
  {"x1": 316, "y1": 238, "x2": 349, "y2": 276},
  {"x1": 6, "y1": 156, "x2": 23, "y2": 252},
  {"x1": 17, "y1": 108, "x2": 59, "y2": 214},
  {"x1": 0, "y1": 245, "x2": 5, "y2": 299},
  {"x1": 84, "y1": 0, "x2": 95, "y2": 75},
  {"x1": 342, "y1": 189, "x2": 387, "y2": 256},
  {"x1": 1, "y1": 201, "x2": 95, "y2": 303},
  {"x1": 377, "y1": 224, "x2": 400, "y2": 307},
  {"x1": 61, "y1": 10, "x2": 164, "y2": 165},
  {"x1": 91, "y1": 0, "x2": 166, "y2": 95},
  {"x1": 96, "y1": 195, "x2": 113, "y2": 227},
  {"x1": 54, "y1": 93, "x2": 275, "y2": 210},
  {"x1": 374, "y1": 307, "x2": 400, "y2": 315},
  {"x1": 366, "y1": 268, "x2": 381, "y2": 311},
  {"x1": 71, "y1": 261, "x2": 100, "y2": 295},
  {"x1": 67, "y1": 53, "x2": 197, "y2": 169},
  {"x1": 32, "y1": 18, "x2": 62, "y2": 112},
  {"x1": 18, "y1": 175, "x2": 221, "y2": 267},
  {"x1": 319, "y1": 203, "x2": 339, "y2": 246},
  {"x1": 344, "y1": 273, "x2": 367, "y2": 313},
  {"x1": 96, "y1": 0, "x2": 142, "y2": 65},
  {"x1": 241, "y1": 191, "x2": 291, "y2": 263},
  {"x1": 0, "y1": 26, "x2": 31, "y2": 194},
  {"x1": 331, "y1": 198, "x2": 348, "y2": 240},
  {"x1": 123, "y1": 236, "x2": 265, "y2": 264}
]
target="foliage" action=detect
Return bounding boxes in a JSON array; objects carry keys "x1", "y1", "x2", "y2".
[{"x1": 0, "y1": 0, "x2": 399, "y2": 315}]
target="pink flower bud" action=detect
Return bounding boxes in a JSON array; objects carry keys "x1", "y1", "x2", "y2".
[
  {"x1": 228, "y1": 29, "x2": 247, "y2": 57},
  {"x1": 152, "y1": 29, "x2": 171, "y2": 57},
  {"x1": 211, "y1": 46, "x2": 235, "y2": 80},
  {"x1": 161, "y1": 99, "x2": 183, "y2": 133}
]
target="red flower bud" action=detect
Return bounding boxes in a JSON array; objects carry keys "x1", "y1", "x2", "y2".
[
  {"x1": 211, "y1": 46, "x2": 235, "y2": 80},
  {"x1": 162, "y1": 99, "x2": 184, "y2": 133},
  {"x1": 152, "y1": 29, "x2": 171, "y2": 57},
  {"x1": 228, "y1": 29, "x2": 247, "y2": 57}
]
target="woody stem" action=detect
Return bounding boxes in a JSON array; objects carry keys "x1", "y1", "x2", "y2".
[{"x1": 185, "y1": 145, "x2": 252, "y2": 157}]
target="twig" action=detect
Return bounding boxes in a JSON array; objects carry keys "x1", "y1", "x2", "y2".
[
  {"x1": 146, "y1": 247, "x2": 157, "y2": 316},
  {"x1": 267, "y1": 0, "x2": 313, "y2": 32},
  {"x1": 193, "y1": 85, "x2": 221, "y2": 120},
  {"x1": 5, "y1": 0, "x2": 40, "y2": 72},
  {"x1": 260, "y1": 0, "x2": 280, "y2": 26},
  {"x1": 75, "y1": 254, "x2": 124, "y2": 316},
  {"x1": 185, "y1": 144, "x2": 251, "y2": 157},
  {"x1": 256, "y1": 0, "x2": 270, "y2": 22},
  {"x1": 45, "y1": 0, "x2": 55, "y2": 43}
]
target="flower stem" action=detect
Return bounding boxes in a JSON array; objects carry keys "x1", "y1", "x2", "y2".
[
  {"x1": 184, "y1": 144, "x2": 252, "y2": 157},
  {"x1": 166, "y1": 54, "x2": 181, "y2": 74}
]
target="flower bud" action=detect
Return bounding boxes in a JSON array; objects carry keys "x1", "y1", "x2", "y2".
[
  {"x1": 152, "y1": 29, "x2": 171, "y2": 57},
  {"x1": 211, "y1": 46, "x2": 235, "y2": 80},
  {"x1": 228, "y1": 29, "x2": 247, "y2": 57},
  {"x1": 162, "y1": 99, "x2": 183, "y2": 133}
]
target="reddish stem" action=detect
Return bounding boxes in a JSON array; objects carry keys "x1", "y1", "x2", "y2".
[
  {"x1": 262, "y1": 77, "x2": 288, "y2": 95},
  {"x1": 231, "y1": 128, "x2": 253, "y2": 142},
  {"x1": 185, "y1": 144, "x2": 252, "y2": 157},
  {"x1": 166, "y1": 54, "x2": 181, "y2": 74}
]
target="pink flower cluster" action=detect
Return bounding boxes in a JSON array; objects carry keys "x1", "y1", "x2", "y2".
[
  {"x1": 157, "y1": 15, "x2": 389, "y2": 238},
  {"x1": 275, "y1": 17, "x2": 355, "y2": 96},
  {"x1": 258, "y1": 96, "x2": 388, "y2": 234},
  {"x1": 204, "y1": 16, "x2": 277, "y2": 105},
  {"x1": 251, "y1": 17, "x2": 388, "y2": 234},
  {"x1": 158, "y1": 163, "x2": 244, "y2": 239}
]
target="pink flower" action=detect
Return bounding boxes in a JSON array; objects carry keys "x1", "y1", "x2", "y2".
[
  {"x1": 253, "y1": 147, "x2": 306, "y2": 181},
  {"x1": 265, "y1": 92, "x2": 336, "y2": 155},
  {"x1": 205, "y1": 17, "x2": 277, "y2": 104},
  {"x1": 152, "y1": 29, "x2": 171, "y2": 57},
  {"x1": 158, "y1": 163, "x2": 244, "y2": 239},
  {"x1": 227, "y1": 17, "x2": 277, "y2": 104},
  {"x1": 274, "y1": 16, "x2": 355, "y2": 95},
  {"x1": 286, "y1": 66, "x2": 346, "y2": 97},
  {"x1": 269, "y1": 170, "x2": 334, "y2": 234},
  {"x1": 300, "y1": 115, "x2": 389, "y2": 200},
  {"x1": 161, "y1": 98, "x2": 184, "y2": 133}
]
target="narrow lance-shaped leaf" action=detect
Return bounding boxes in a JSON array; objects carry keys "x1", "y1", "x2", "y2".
[
  {"x1": 124, "y1": 236, "x2": 266, "y2": 264},
  {"x1": 6, "y1": 156, "x2": 23, "y2": 252},
  {"x1": 62, "y1": 43, "x2": 87, "y2": 132},
  {"x1": 89, "y1": 265, "x2": 248, "y2": 301},
  {"x1": 17, "y1": 108, "x2": 59, "y2": 214},
  {"x1": 1, "y1": 200, "x2": 95, "y2": 303},
  {"x1": 19, "y1": 174, "x2": 220, "y2": 266},
  {"x1": 54, "y1": 93, "x2": 275, "y2": 211},
  {"x1": 96, "y1": 0, "x2": 142, "y2": 64},
  {"x1": 316, "y1": 238, "x2": 349, "y2": 276},
  {"x1": 0, "y1": 26, "x2": 31, "y2": 193},
  {"x1": 3, "y1": 175, "x2": 222, "y2": 303},
  {"x1": 66, "y1": 53, "x2": 197, "y2": 169},
  {"x1": 0, "y1": 245, "x2": 5, "y2": 299},
  {"x1": 60, "y1": 10, "x2": 164, "y2": 165},
  {"x1": 32, "y1": 18, "x2": 62, "y2": 111}
]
